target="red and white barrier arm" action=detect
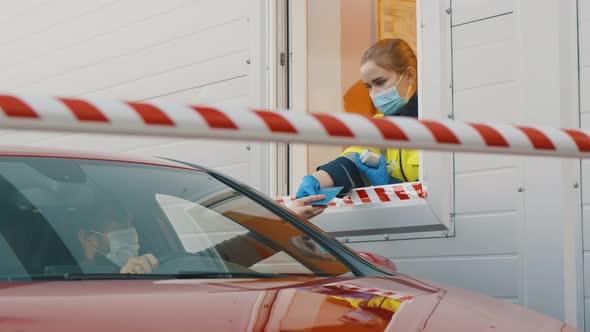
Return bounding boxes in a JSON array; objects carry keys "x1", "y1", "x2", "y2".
[{"x1": 1, "y1": 94, "x2": 590, "y2": 158}]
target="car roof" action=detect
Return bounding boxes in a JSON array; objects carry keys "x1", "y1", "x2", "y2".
[{"x1": 0, "y1": 145, "x2": 204, "y2": 171}]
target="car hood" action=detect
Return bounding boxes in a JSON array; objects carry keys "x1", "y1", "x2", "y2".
[{"x1": 0, "y1": 275, "x2": 571, "y2": 332}]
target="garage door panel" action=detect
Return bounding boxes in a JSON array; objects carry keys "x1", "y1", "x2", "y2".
[
  {"x1": 127, "y1": 139, "x2": 251, "y2": 167},
  {"x1": 214, "y1": 163, "x2": 252, "y2": 185},
  {"x1": 451, "y1": 0, "x2": 514, "y2": 26},
  {"x1": 0, "y1": 0, "x2": 49, "y2": 21},
  {"x1": 11, "y1": 20, "x2": 249, "y2": 97},
  {"x1": 0, "y1": 0, "x2": 117, "y2": 44},
  {"x1": 0, "y1": 131, "x2": 71, "y2": 146},
  {"x1": 0, "y1": 0, "x2": 269, "y2": 193},
  {"x1": 392, "y1": 256, "x2": 519, "y2": 298},
  {"x1": 145, "y1": 76, "x2": 250, "y2": 105},
  {"x1": 80, "y1": 51, "x2": 249, "y2": 100},
  {"x1": 349, "y1": 213, "x2": 518, "y2": 258},
  {"x1": 0, "y1": 0, "x2": 194, "y2": 70},
  {"x1": 20, "y1": 133, "x2": 179, "y2": 153},
  {"x1": 1, "y1": 0, "x2": 249, "y2": 91}
]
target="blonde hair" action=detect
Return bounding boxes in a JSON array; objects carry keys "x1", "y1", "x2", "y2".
[{"x1": 361, "y1": 39, "x2": 417, "y2": 80}]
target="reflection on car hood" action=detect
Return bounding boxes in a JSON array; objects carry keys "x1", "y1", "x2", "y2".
[{"x1": 0, "y1": 276, "x2": 568, "y2": 331}]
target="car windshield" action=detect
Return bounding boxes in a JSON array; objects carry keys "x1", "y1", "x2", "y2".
[{"x1": 0, "y1": 156, "x2": 350, "y2": 280}]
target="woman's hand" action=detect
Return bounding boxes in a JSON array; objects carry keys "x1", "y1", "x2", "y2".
[
  {"x1": 354, "y1": 153, "x2": 390, "y2": 186},
  {"x1": 296, "y1": 175, "x2": 321, "y2": 199},
  {"x1": 288, "y1": 194, "x2": 327, "y2": 219}
]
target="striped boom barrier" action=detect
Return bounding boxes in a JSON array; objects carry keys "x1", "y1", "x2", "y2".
[{"x1": 0, "y1": 94, "x2": 589, "y2": 158}]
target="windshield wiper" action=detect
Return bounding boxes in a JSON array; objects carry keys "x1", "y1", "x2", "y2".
[
  {"x1": 61, "y1": 271, "x2": 283, "y2": 280},
  {"x1": 3, "y1": 272, "x2": 332, "y2": 281}
]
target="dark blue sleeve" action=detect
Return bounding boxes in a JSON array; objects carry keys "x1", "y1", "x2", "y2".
[{"x1": 317, "y1": 157, "x2": 365, "y2": 196}]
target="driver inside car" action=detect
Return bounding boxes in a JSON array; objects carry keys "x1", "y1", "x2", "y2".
[
  {"x1": 78, "y1": 207, "x2": 159, "y2": 274},
  {"x1": 78, "y1": 205, "x2": 332, "y2": 275}
]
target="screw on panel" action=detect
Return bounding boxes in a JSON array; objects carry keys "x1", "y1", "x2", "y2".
[
  {"x1": 384, "y1": 234, "x2": 390, "y2": 241},
  {"x1": 343, "y1": 237, "x2": 350, "y2": 243},
  {"x1": 440, "y1": 232, "x2": 448, "y2": 237},
  {"x1": 517, "y1": 186, "x2": 524, "y2": 192},
  {"x1": 246, "y1": 145, "x2": 251, "y2": 151},
  {"x1": 447, "y1": 114, "x2": 454, "y2": 120},
  {"x1": 445, "y1": 8, "x2": 452, "y2": 14},
  {"x1": 573, "y1": 182, "x2": 580, "y2": 188},
  {"x1": 246, "y1": 59, "x2": 251, "y2": 64}
]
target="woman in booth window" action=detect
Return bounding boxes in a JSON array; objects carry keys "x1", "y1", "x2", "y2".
[{"x1": 296, "y1": 38, "x2": 419, "y2": 199}]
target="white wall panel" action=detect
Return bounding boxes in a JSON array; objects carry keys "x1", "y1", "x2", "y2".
[
  {"x1": 454, "y1": 82, "x2": 522, "y2": 122},
  {"x1": 145, "y1": 76, "x2": 250, "y2": 104},
  {"x1": 585, "y1": 253, "x2": 590, "y2": 297},
  {"x1": 393, "y1": 256, "x2": 519, "y2": 298},
  {"x1": 350, "y1": 214, "x2": 518, "y2": 258},
  {"x1": 581, "y1": 20, "x2": 590, "y2": 68},
  {"x1": 451, "y1": 0, "x2": 514, "y2": 26},
  {"x1": 582, "y1": 0, "x2": 590, "y2": 21},
  {"x1": 0, "y1": 0, "x2": 49, "y2": 21},
  {"x1": 579, "y1": 2, "x2": 590, "y2": 329},
  {"x1": 0, "y1": 0, "x2": 248, "y2": 91},
  {"x1": 0, "y1": 0, "x2": 194, "y2": 70},
  {"x1": 0, "y1": 0, "x2": 118, "y2": 45},
  {"x1": 80, "y1": 51, "x2": 249, "y2": 100},
  {"x1": 582, "y1": 69, "x2": 590, "y2": 113},
  {"x1": 455, "y1": 168, "x2": 521, "y2": 214},
  {"x1": 582, "y1": 160, "x2": 590, "y2": 205},
  {"x1": 453, "y1": 40, "x2": 516, "y2": 91},
  {"x1": 452, "y1": 12, "x2": 515, "y2": 50},
  {"x1": 11, "y1": 19, "x2": 249, "y2": 96},
  {"x1": 0, "y1": 0, "x2": 270, "y2": 193},
  {"x1": 455, "y1": 153, "x2": 522, "y2": 173}
]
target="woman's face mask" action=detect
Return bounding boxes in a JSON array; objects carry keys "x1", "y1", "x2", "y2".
[
  {"x1": 370, "y1": 71, "x2": 411, "y2": 116},
  {"x1": 90, "y1": 228, "x2": 140, "y2": 267}
]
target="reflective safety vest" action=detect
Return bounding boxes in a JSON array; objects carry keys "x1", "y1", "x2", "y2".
[{"x1": 340, "y1": 114, "x2": 419, "y2": 183}]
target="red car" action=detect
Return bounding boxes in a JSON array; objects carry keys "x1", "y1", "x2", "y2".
[{"x1": 0, "y1": 146, "x2": 578, "y2": 331}]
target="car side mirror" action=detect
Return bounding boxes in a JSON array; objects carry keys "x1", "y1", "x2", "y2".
[{"x1": 357, "y1": 252, "x2": 397, "y2": 272}]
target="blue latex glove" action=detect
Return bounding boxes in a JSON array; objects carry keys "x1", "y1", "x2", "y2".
[
  {"x1": 296, "y1": 175, "x2": 321, "y2": 199},
  {"x1": 354, "y1": 153, "x2": 390, "y2": 186}
]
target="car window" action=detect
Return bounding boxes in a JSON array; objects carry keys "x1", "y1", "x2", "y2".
[
  {"x1": 157, "y1": 194, "x2": 314, "y2": 274},
  {"x1": 0, "y1": 157, "x2": 350, "y2": 280}
]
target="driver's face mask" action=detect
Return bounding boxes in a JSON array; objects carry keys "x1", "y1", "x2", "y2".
[{"x1": 90, "y1": 228, "x2": 140, "y2": 267}]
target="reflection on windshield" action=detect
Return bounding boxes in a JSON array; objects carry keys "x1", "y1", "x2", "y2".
[{"x1": 0, "y1": 157, "x2": 349, "y2": 280}]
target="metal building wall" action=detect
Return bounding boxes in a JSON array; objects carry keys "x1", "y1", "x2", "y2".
[
  {"x1": 579, "y1": 0, "x2": 590, "y2": 328},
  {"x1": 350, "y1": 0, "x2": 582, "y2": 325},
  {"x1": 0, "y1": 0, "x2": 272, "y2": 193}
]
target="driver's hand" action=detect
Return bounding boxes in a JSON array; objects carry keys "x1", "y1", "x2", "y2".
[
  {"x1": 288, "y1": 195, "x2": 327, "y2": 219},
  {"x1": 120, "y1": 254, "x2": 159, "y2": 274}
]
